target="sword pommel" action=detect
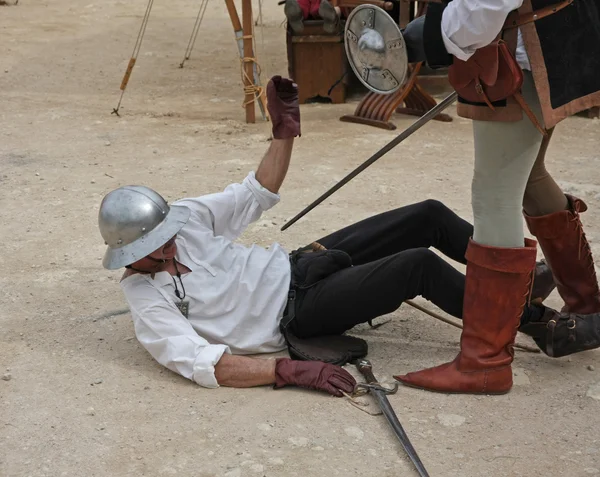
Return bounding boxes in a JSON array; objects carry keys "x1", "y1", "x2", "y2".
[{"x1": 356, "y1": 359, "x2": 378, "y2": 384}]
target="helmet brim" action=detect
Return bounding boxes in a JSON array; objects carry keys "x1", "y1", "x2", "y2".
[{"x1": 102, "y1": 204, "x2": 191, "y2": 270}]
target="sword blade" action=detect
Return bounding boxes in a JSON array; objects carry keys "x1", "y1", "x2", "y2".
[
  {"x1": 370, "y1": 390, "x2": 430, "y2": 477},
  {"x1": 356, "y1": 359, "x2": 430, "y2": 477},
  {"x1": 280, "y1": 91, "x2": 458, "y2": 232}
]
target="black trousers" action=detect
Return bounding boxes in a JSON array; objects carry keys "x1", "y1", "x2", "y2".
[{"x1": 290, "y1": 199, "x2": 474, "y2": 338}]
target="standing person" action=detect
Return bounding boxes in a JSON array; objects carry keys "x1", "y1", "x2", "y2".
[{"x1": 394, "y1": 0, "x2": 600, "y2": 394}]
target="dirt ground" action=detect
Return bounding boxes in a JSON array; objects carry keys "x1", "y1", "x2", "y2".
[{"x1": 2, "y1": 1, "x2": 600, "y2": 476}]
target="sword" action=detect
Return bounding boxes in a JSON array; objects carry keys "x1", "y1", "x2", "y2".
[
  {"x1": 356, "y1": 359, "x2": 430, "y2": 477},
  {"x1": 280, "y1": 92, "x2": 458, "y2": 231}
]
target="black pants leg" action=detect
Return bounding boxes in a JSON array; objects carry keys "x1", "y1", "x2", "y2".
[
  {"x1": 291, "y1": 200, "x2": 473, "y2": 338},
  {"x1": 315, "y1": 199, "x2": 473, "y2": 265},
  {"x1": 291, "y1": 248, "x2": 467, "y2": 337}
]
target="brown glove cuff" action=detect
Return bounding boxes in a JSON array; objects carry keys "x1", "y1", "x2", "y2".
[
  {"x1": 274, "y1": 357, "x2": 297, "y2": 388},
  {"x1": 272, "y1": 116, "x2": 301, "y2": 140}
]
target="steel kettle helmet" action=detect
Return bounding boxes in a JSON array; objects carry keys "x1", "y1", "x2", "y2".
[{"x1": 98, "y1": 185, "x2": 190, "y2": 270}]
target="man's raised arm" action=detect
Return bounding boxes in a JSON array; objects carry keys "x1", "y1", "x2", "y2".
[
  {"x1": 174, "y1": 76, "x2": 300, "y2": 240},
  {"x1": 255, "y1": 76, "x2": 300, "y2": 193}
]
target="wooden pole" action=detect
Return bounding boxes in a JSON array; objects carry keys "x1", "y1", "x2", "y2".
[
  {"x1": 225, "y1": 0, "x2": 242, "y2": 30},
  {"x1": 224, "y1": 0, "x2": 267, "y2": 120},
  {"x1": 241, "y1": 0, "x2": 256, "y2": 123}
]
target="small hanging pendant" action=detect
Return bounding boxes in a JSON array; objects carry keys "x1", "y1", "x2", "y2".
[{"x1": 176, "y1": 301, "x2": 190, "y2": 318}]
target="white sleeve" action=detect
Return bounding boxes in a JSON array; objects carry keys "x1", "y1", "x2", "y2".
[
  {"x1": 440, "y1": 0, "x2": 524, "y2": 61},
  {"x1": 174, "y1": 171, "x2": 280, "y2": 241},
  {"x1": 125, "y1": 283, "x2": 230, "y2": 388}
]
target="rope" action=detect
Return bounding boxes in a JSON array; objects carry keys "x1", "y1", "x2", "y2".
[
  {"x1": 342, "y1": 391, "x2": 382, "y2": 416},
  {"x1": 405, "y1": 300, "x2": 540, "y2": 354},
  {"x1": 240, "y1": 34, "x2": 266, "y2": 108},
  {"x1": 179, "y1": 0, "x2": 210, "y2": 68},
  {"x1": 250, "y1": 1, "x2": 269, "y2": 119},
  {"x1": 254, "y1": 0, "x2": 267, "y2": 77},
  {"x1": 256, "y1": 0, "x2": 264, "y2": 27},
  {"x1": 112, "y1": 0, "x2": 156, "y2": 115}
]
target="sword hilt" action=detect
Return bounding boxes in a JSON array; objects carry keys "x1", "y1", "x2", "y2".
[{"x1": 356, "y1": 359, "x2": 378, "y2": 384}]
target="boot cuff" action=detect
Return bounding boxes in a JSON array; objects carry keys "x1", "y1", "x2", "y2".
[
  {"x1": 465, "y1": 238, "x2": 537, "y2": 273},
  {"x1": 524, "y1": 194, "x2": 587, "y2": 239}
]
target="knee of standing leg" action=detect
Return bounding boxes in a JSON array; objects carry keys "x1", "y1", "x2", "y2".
[{"x1": 471, "y1": 171, "x2": 499, "y2": 218}]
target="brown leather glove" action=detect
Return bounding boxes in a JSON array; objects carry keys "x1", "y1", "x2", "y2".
[
  {"x1": 267, "y1": 76, "x2": 301, "y2": 139},
  {"x1": 274, "y1": 358, "x2": 356, "y2": 397}
]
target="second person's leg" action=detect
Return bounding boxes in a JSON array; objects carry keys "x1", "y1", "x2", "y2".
[{"x1": 396, "y1": 72, "x2": 544, "y2": 395}]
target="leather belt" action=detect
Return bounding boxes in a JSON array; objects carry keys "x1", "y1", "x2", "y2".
[{"x1": 503, "y1": 0, "x2": 574, "y2": 30}]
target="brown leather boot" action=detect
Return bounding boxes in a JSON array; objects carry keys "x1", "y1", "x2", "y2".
[
  {"x1": 394, "y1": 238, "x2": 537, "y2": 394},
  {"x1": 524, "y1": 194, "x2": 600, "y2": 314}
]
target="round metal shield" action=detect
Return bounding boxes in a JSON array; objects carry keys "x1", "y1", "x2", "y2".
[{"x1": 344, "y1": 5, "x2": 408, "y2": 95}]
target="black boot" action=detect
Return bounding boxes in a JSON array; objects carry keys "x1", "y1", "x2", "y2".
[
  {"x1": 519, "y1": 304, "x2": 600, "y2": 357},
  {"x1": 532, "y1": 260, "x2": 556, "y2": 303}
]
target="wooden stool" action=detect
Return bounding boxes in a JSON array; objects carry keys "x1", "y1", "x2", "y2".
[{"x1": 286, "y1": 22, "x2": 347, "y2": 104}]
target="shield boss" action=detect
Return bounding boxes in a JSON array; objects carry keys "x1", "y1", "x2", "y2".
[{"x1": 344, "y1": 5, "x2": 408, "y2": 95}]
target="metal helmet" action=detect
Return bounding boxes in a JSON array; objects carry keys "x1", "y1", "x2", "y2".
[
  {"x1": 98, "y1": 185, "x2": 191, "y2": 270},
  {"x1": 344, "y1": 4, "x2": 408, "y2": 95}
]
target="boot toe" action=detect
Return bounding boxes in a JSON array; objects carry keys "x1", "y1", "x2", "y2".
[{"x1": 394, "y1": 360, "x2": 513, "y2": 394}]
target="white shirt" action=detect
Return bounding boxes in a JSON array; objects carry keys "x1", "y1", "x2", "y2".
[
  {"x1": 440, "y1": 0, "x2": 531, "y2": 70},
  {"x1": 120, "y1": 172, "x2": 291, "y2": 389}
]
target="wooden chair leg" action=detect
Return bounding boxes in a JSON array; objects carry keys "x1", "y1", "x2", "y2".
[
  {"x1": 396, "y1": 82, "x2": 453, "y2": 122},
  {"x1": 340, "y1": 62, "x2": 453, "y2": 129}
]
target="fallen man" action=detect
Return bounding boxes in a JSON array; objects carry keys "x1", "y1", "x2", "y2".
[{"x1": 98, "y1": 77, "x2": 600, "y2": 396}]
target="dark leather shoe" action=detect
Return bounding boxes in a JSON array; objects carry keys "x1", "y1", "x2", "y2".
[{"x1": 519, "y1": 306, "x2": 600, "y2": 357}]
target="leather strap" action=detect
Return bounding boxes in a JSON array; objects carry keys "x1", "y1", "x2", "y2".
[
  {"x1": 546, "y1": 319, "x2": 557, "y2": 357},
  {"x1": 504, "y1": 0, "x2": 574, "y2": 30},
  {"x1": 513, "y1": 91, "x2": 548, "y2": 137}
]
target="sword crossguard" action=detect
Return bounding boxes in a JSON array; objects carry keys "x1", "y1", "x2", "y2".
[
  {"x1": 355, "y1": 382, "x2": 399, "y2": 395},
  {"x1": 355, "y1": 359, "x2": 397, "y2": 394}
]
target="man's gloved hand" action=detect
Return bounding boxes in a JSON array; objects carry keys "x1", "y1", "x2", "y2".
[
  {"x1": 274, "y1": 358, "x2": 356, "y2": 396},
  {"x1": 267, "y1": 75, "x2": 301, "y2": 139},
  {"x1": 402, "y1": 15, "x2": 426, "y2": 64}
]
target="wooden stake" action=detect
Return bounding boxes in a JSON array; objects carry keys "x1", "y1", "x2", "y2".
[
  {"x1": 224, "y1": 0, "x2": 267, "y2": 120},
  {"x1": 241, "y1": 0, "x2": 256, "y2": 123}
]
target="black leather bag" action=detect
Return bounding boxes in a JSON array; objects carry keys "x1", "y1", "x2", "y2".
[{"x1": 280, "y1": 243, "x2": 368, "y2": 366}]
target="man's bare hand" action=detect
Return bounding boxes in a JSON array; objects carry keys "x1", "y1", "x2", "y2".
[{"x1": 267, "y1": 76, "x2": 301, "y2": 139}]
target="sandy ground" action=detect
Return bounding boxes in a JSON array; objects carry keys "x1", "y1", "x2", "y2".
[{"x1": 2, "y1": 1, "x2": 600, "y2": 476}]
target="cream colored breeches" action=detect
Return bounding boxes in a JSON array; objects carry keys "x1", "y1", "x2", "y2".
[{"x1": 471, "y1": 71, "x2": 568, "y2": 247}]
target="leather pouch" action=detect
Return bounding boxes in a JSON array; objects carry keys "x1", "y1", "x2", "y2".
[
  {"x1": 448, "y1": 40, "x2": 523, "y2": 107},
  {"x1": 448, "y1": 40, "x2": 547, "y2": 136}
]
